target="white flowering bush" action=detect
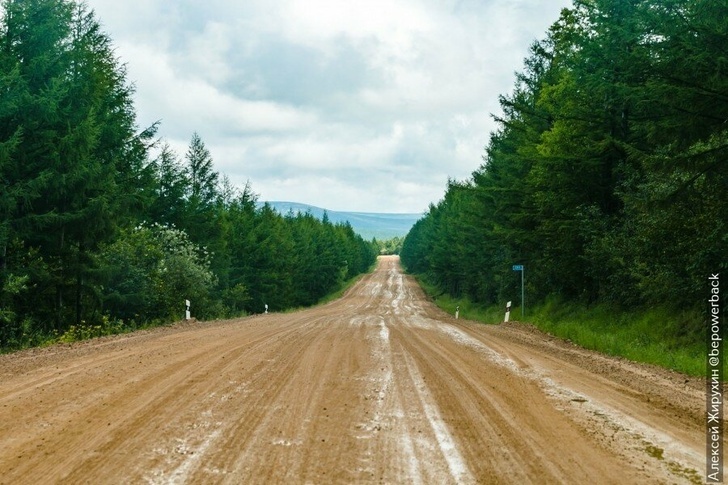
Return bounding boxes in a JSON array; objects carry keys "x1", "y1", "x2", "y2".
[{"x1": 98, "y1": 223, "x2": 216, "y2": 322}]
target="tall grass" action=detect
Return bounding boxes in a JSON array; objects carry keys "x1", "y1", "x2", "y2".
[
  {"x1": 416, "y1": 277, "x2": 705, "y2": 376},
  {"x1": 530, "y1": 298, "x2": 704, "y2": 376}
]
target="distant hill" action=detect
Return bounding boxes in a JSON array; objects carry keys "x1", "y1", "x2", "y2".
[{"x1": 262, "y1": 201, "x2": 422, "y2": 240}]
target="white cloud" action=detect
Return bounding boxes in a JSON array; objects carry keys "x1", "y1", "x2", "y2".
[
  {"x1": 282, "y1": 0, "x2": 433, "y2": 45},
  {"x1": 119, "y1": 42, "x2": 317, "y2": 136},
  {"x1": 88, "y1": 0, "x2": 571, "y2": 213},
  {"x1": 178, "y1": 21, "x2": 235, "y2": 85}
]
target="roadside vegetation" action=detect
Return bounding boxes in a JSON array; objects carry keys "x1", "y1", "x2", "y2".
[
  {"x1": 0, "y1": 1, "x2": 377, "y2": 352},
  {"x1": 374, "y1": 237, "x2": 404, "y2": 255},
  {"x1": 403, "y1": 0, "x2": 726, "y2": 375},
  {"x1": 417, "y1": 277, "x2": 703, "y2": 376}
]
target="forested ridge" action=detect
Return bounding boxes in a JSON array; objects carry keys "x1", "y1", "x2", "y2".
[
  {"x1": 0, "y1": 0, "x2": 377, "y2": 350},
  {"x1": 402, "y1": 0, "x2": 726, "y2": 338}
]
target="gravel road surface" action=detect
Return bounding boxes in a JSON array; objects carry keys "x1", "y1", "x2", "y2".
[{"x1": 0, "y1": 256, "x2": 709, "y2": 484}]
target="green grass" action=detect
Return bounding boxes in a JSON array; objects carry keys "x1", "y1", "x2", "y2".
[
  {"x1": 415, "y1": 277, "x2": 504, "y2": 323},
  {"x1": 415, "y1": 278, "x2": 705, "y2": 376},
  {"x1": 528, "y1": 298, "x2": 704, "y2": 376}
]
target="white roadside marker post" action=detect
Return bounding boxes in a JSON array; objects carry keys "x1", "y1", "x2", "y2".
[
  {"x1": 504, "y1": 301, "x2": 512, "y2": 323},
  {"x1": 185, "y1": 300, "x2": 191, "y2": 321},
  {"x1": 455, "y1": 305, "x2": 460, "y2": 320}
]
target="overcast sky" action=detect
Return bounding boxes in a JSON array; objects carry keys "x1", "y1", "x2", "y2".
[{"x1": 86, "y1": 0, "x2": 570, "y2": 213}]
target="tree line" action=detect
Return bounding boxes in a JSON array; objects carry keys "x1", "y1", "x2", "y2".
[
  {"x1": 0, "y1": 0, "x2": 377, "y2": 350},
  {"x1": 401, "y1": 0, "x2": 726, "y2": 336}
]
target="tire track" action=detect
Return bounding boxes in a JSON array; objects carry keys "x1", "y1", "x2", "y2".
[{"x1": 0, "y1": 256, "x2": 708, "y2": 484}]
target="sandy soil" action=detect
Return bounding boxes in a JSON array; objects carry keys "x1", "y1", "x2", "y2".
[{"x1": 0, "y1": 256, "x2": 714, "y2": 484}]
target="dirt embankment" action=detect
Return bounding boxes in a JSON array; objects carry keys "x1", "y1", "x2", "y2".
[{"x1": 0, "y1": 256, "x2": 713, "y2": 484}]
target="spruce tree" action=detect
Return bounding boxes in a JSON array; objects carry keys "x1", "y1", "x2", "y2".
[
  {"x1": 0, "y1": 0, "x2": 143, "y2": 330},
  {"x1": 185, "y1": 132, "x2": 218, "y2": 208}
]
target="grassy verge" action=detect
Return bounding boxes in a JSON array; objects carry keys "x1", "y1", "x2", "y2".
[
  {"x1": 414, "y1": 277, "x2": 705, "y2": 376},
  {"x1": 530, "y1": 298, "x2": 704, "y2": 376},
  {"x1": 414, "y1": 277, "x2": 504, "y2": 323}
]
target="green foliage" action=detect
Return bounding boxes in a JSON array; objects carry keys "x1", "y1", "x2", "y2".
[
  {"x1": 529, "y1": 299, "x2": 704, "y2": 376},
  {"x1": 56, "y1": 315, "x2": 125, "y2": 344},
  {"x1": 414, "y1": 276, "x2": 505, "y2": 324},
  {"x1": 185, "y1": 132, "x2": 219, "y2": 208},
  {"x1": 0, "y1": 0, "x2": 149, "y2": 334},
  {"x1": 375, "y1": 236, "x2": 404, "y2": 255},
  {"x1": 0, "y1": 0, "x2": 378, "y2": 350},
  {"x1": 147, "y1": 143, "x2": 188, "y2": 228},
  {"x1": 423, "y1": 286, "x2": 704, "y2": 376},
  {"x1": 403, "y1": 0, "x2": 727, "y2": 358},
  {"x1": 248, "y1": 207, "x2": 377, "y2": 311},
  {"x1": 97, "y1": 223, "x2": 217, "y2": 321},
  {"x1": 0, "y1": 272, "x2": 29, "y2": 348}
]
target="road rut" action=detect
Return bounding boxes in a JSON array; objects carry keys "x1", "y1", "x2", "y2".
[{"x1": 0, "y1": 256, "x2": 711, "y2": 483}]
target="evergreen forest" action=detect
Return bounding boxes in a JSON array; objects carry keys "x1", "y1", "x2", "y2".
[
  {"x1": 401, "y1": 0, "x2": 726, "y2": 340},
  {"x1": 0, "y1": 0, "x2": 377, "y2": 350}
]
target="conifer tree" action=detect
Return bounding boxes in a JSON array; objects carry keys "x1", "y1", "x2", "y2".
[
  {"x1": 185, "y1": 132, "x2": 218, "y2": 208},
  {"x1": 0, "y1": 0, "x2": 143, "y2": 329}
]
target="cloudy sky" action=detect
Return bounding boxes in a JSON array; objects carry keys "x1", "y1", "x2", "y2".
[{"x1": 86, "y1": 0, "x2": 570, "y2": 213}]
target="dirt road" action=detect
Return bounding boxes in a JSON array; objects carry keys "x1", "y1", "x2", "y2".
[{"x1": 0, "y1": 256, "x2": 711, "y2": 483}]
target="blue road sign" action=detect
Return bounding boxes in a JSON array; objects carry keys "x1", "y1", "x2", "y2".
[{"x1": 512, "y1": 264, "x2": 525, "y2": 317}]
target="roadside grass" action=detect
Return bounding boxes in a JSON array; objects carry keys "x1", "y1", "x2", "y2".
[
  {"x1": 415, "y1": 277, "x2": 504, "y2": 323},
  {"x1": 529, "y1": 298, "x2": 704, "y2": 376},
  {"x1": 414, "y1": 277, "x2": 705, "y2": 377}
]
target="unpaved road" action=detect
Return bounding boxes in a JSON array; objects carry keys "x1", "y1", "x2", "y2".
[{"x1": 0, "y1": 256, "x2": 713, "y2": 484}]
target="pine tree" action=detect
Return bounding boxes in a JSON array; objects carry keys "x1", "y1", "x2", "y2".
[
  {"x1": 185, "y1": 132, "x2": 218, "y2": 208},
  {"x1": 0, "y1": 0, "x2": 143, "y2": 330},
  {"x1": 149, "y1": 143, "x2": 188, "y2": 227}
]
